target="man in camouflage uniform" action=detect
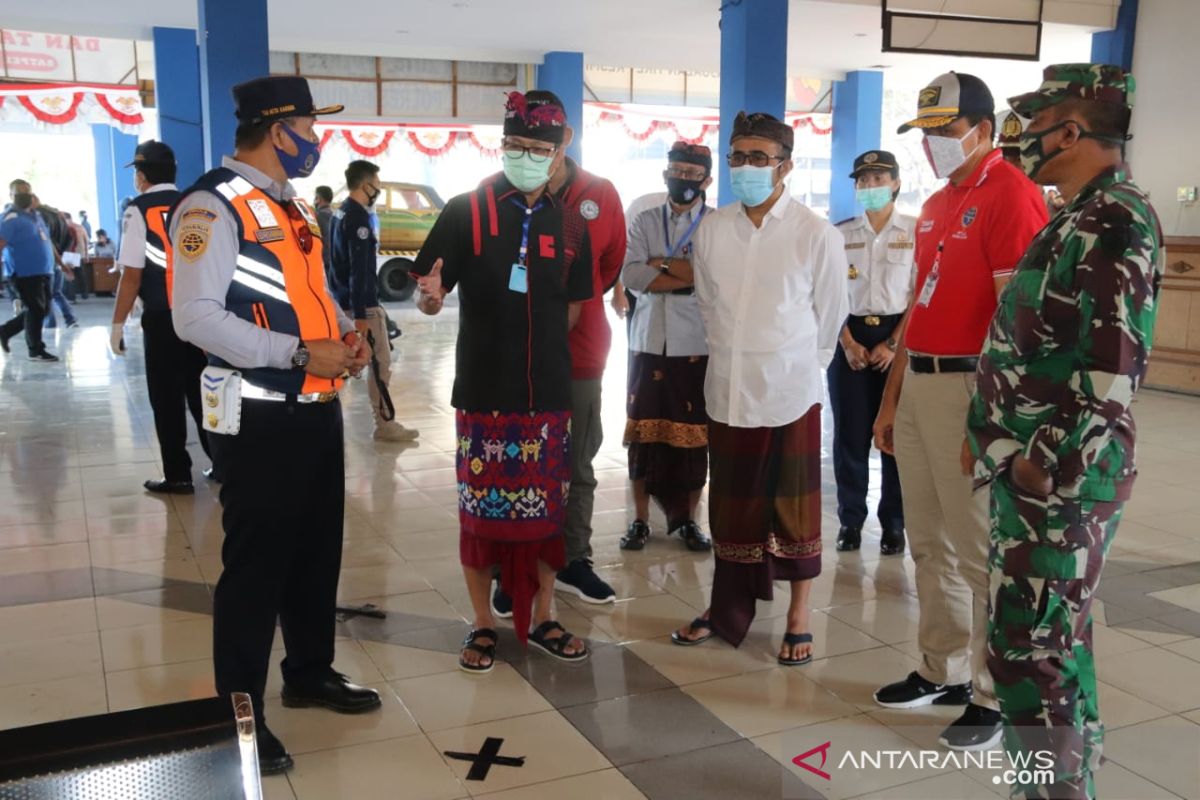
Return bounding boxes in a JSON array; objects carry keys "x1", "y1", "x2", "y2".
[{"x1": 966, "y1": 64, "x2": 1164, "y2": 799}]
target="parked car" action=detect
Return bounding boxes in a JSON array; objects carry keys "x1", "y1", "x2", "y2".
[{"x1": 333, "y1": 181, "x2": 445, "y2": 302}]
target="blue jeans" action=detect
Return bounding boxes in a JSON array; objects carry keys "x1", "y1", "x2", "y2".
[{"x1": 44, "y1": 269, "x2": 76, "y2": 327}]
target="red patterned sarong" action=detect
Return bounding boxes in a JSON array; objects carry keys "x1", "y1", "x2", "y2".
[{"x1": 456, "y1": 410, "x2": 570, "y2": 643}]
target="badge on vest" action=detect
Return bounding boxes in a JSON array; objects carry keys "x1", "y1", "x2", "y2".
[
  {"x1": 848, "y1": 266, "x2": 859, "y2": 280},
  {"x1": 247, "y1": 199, "x2": 278, "y2": 229},
  {"x1": 255, "y1": 227, "x2": 285, "y2": 244},
  {"x1": 200, "y1": 366, "x2": 242, "y2": 435},
  {"x1": 580, "y1": 200, "x2": 600, "y2": 220},
  {"x1": 177, "y1": 222, "x2": 211, "y2": 262}
]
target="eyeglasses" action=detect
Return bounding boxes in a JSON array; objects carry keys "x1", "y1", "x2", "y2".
[
  {"x1": 726, "y1": 151, "x2": 787, "y2": 168},
  {"x1": 284, "y1": 201, "x2": 313, "y2": 255},
  {"x1": 665, "y1": 167, "x2": 708, "y2": 180},
  {"x1": 503, "y1": 141, "x2": 557, "y2": 163}
]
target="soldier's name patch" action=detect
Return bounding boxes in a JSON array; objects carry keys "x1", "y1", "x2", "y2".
[
  {"x1": 180, "y1": 208, "x2": 218, "y2": 223},
  {"x1": 357, "y1": 227, "x2": 371, "y2": 240},
  {"x1": 255, "y1": 227, "x2": 285, "y2": 244},
  {"x1": 580, "y1": 200, "x2": 600, "y2": 220},
  {"x1": 247, "y1": 199, "x2": 278, "y2": 229},
  {"x1": 888, "y1": 241, "x2": 914, "y2": 249},
  {"x1": 844, "y1": 242, "x2": 866, "y2": 250},
  {"x1": 178, "y1": 222, "x2": 211, "y2": 262}
]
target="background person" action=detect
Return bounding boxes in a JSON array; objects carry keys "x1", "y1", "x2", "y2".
[{"x1": 829, "y1": 149, "x2": 912, "y2": 556}]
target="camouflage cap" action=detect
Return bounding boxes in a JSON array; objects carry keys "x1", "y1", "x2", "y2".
[{"x1": 1008, "y1": 63, "x2": 1135, "y2": 117}]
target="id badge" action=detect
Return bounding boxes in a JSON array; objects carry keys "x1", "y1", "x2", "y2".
[
  {"x1": 508, "y1": 263, "x2": 528, "y2": 294},
  {"x1": 916, "y1": 272, "x2": 939, "y2": 307}
]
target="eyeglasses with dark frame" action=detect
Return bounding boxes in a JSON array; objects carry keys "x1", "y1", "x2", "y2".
[
  {"x1": 502, "y1": 139, "x2": 558, "y2": 164},
  {"x1": 726, "y1": 151, "x2": 788, "y2": 168},
  {"x1": 665, "y1": 166, "x2": 709, "y2": 180}
]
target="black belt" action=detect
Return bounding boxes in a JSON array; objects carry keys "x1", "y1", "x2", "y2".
[
  {"x1": 848, "y1": 313, "x2": 902, "y2": 328},
  {"x1": 669, "y1": 287, "x2": 695, "y2": 296},
  {"x1": 908, "y1": 354, "x2": 978, "y2": 374}
]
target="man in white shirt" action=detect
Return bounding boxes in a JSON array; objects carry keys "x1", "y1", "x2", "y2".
[
  {"x1": 672, "y1": 112, "x2": 848, "y2": 666},
  {"x1": 620, "y1": 141, "x2": 715, "y2": 553},
  {"x1": 830, "y1": 150, "x2": 914, "y2": 556}
]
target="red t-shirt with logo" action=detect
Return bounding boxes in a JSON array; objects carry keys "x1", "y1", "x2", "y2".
[{"x1": 905, "y1": 150, "x2": 1048, "y2": 355}]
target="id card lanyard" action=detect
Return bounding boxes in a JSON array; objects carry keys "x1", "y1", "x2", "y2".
[
  {"x1": 509, "y1": 197, "x2": 545, "y2": 294},
  {"x1": 916, "y1": 153, "x2": 998, "y2": 308},
  {"x1": 662, "y1": 205, "x2": 706, "y2": 258}
]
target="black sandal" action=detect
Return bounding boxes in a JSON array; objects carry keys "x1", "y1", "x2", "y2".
[
  {"x1": 528, "y1": 621, "x2": 589, "y2": 663},
  {"x1": 671, "y1": 521, "x2": 712, "y2": 552},
  {"x1": 778, "y1": 632, "x2": 813, "y2": 666},
  {"x1": 671, "y1": 617, "x2": 712, "y2": 646},
  {"x1": 459, "y1": 628, "x2": 498, "y2": 674},
  {"x1": 620, "y1": 520, "x2": 651, "y2": 550}
]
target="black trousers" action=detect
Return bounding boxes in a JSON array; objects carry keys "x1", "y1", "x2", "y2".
[
  {"x1": 142, "y1": 309, "x2": 211, "y2": 482},
  {"x1": 1, "y1": 275, "x2": 50, "y2": 354},
  {"x1": 827, "y1": 314, "x2": 904, "y2": 531},
  {"x1": 209, "y1": 397, "x2": 345, "y2": 723}
]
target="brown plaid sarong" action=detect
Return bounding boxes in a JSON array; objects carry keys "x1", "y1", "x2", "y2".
[{"x1": 706, "y1": 404, "x2": 824, "y2": 647}]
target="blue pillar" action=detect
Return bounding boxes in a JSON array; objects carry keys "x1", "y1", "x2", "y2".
[
  {"x1": 153, "y1": 27, "x2": 205, "y2": 187},
  {"x1": 197, "y1": 0, "x2": 269, "y2": 170},
  {"x1": 537, "y1": 52, "x2": 584, "y2": 165},
  {"x1": 718, "y1": 0, "x2": 789, "y2": 206},
  {"x1": 1091, "y1": 0, "x2": 1138, "y2": 70},
  {"x1": 91, "y1": 125, "x2": 138, "y2": 239},
  {"x1": 829, "y1": 71, "x2": 884, "y2": 223}
]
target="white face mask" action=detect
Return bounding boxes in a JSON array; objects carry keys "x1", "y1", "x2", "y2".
[{"x1": 922, "y1": 124, "x2": 980, "y2": 179}]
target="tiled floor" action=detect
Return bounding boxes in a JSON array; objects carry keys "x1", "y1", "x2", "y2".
[{"x1": 2, "y1": 298, "x2": 1199, "y2": 799}]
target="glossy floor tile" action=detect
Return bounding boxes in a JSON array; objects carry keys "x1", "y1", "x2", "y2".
[{"x1": 2, "y1": 301, "x2": 1200, "y2": 798}]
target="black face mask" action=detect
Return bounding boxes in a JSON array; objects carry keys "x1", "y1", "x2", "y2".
[
  {"x1": 12, "y1": 192, "x2": 33, "y2": 211},
  {"x1": 666, "y1": 177, "x2": 705, "y2": 206},
  {"x1": 363, "y1": 184, "x2": 381, "y2": 207}
]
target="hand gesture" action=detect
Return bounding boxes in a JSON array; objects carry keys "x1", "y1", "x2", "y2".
[
  {"x1": 843, "y1": 339, "x2": 870, "y2": 371},
  {"x1": 868, "y1": 341, "x2": 896, "y2": 372},
  {"x1": 873, "y1": 401, "x2": 897, "y2": 455},
  {"x1": 344, "y1": 331, "x2": 370, "y2": 375},
  {"x1": 414, "y1": 259, "x2": 447, "y2": 315},
  {"x1": 109, "y1": 323, "x2": 125, "y2": 356},
  {"x1": 303, "y1": 338, "x2": 354, "y2": 379},
  {"x1": 610, "y1": 285, "x2": 630, "y2": 319}
]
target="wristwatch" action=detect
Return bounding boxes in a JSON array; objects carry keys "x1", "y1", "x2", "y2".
[
  {"x1": 291, "y1": 342, "x2": 310, "y2": 369},
  {"x1": 886, "y1": 337, "x2": 898, "y2": 351},
  {"x1": 659, "y1": 258, "x2": 671, "y2": 275}
]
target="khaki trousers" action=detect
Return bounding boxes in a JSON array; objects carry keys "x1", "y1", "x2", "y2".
[
  {"x1": 894, "y1": 369, "x2": 997, "y2": 710},
  {"x1": 364, "y1": 307, "x2": 393, "y2": 427}
]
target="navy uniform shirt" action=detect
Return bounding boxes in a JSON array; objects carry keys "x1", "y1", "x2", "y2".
[
  {"x1": 329, "y1": 197, "x2": 378, "y2": 319},
  {"x1": 413, "y1": 176, "x2": 594, "y2": 413}
]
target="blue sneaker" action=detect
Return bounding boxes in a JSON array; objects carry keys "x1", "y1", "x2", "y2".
[{"x1": 555, "y1": 559, "x2": 615, "y2": 604}]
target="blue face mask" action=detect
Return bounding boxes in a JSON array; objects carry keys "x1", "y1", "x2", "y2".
[
  {"x1": 729, "y1": 165, "x2": 778, "y2": 208},
  {"x1": 502, "y1": 151, "x2": 554, "y2": 193},
  {"x1": 275, "y1": 123, "x2": 321, "y2": 179},
  {"x1": 855, "y1": 186, "x2": 894, "y2": 212}
]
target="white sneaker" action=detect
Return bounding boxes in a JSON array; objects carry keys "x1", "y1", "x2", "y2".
[{"x1": 373, "y1": 421, "x2": 419, "y2": 442}]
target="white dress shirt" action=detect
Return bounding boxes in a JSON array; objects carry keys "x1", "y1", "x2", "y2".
[
  {"x1": 693, "y1": 191, "x2": 849, "y2": 428},
  {"x1": 835, "y1": 210, "x2": 916, "y2": 316},
  {"x1": 116, "y1": 183, "x2": 177, "y2": 270}
]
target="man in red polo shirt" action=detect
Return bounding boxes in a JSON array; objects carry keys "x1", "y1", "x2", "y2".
[
  {"x1": 490, "y1": 91, "x2": 627, "y2": 612},
  {"x1": 871, "y1": 72, "x2": 1048, "y2": 751}
]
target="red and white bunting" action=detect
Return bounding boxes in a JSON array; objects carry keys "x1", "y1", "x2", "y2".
[{"x1": 0, "y1": 82, "x2": 144, "y2": 133}]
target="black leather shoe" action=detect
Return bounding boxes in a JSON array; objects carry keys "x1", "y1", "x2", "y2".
[
  {"x1": 281, "y1": 672, "x2": 382, "y2": 714},
  {"x1": 256, "y1": 725, "x2": 293, "y2": 775},
  {"x1": 143, "y1": 478, "x2": 195, "y2": 495},
  {"x1": 881, "y1": 527, "x2": 906, "y2": 555},
  {"x1": 202, "y1": 467, "x2": 221, "y2": 483},
  {"x1": 836, "y1": 526, "x2": 862, "y2": 552}
]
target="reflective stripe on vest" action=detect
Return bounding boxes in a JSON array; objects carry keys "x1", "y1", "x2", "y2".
[
  {"x1": 219, "y1": 178, "x2": 341, "y2": 395},
  {"x1": 134, "y1": 190, "x2": 178, "y2": 311}
]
